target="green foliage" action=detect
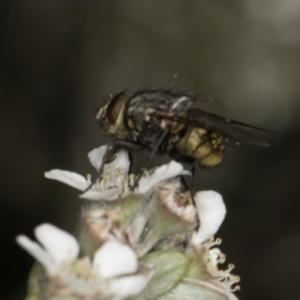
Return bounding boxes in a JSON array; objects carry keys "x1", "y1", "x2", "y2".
[{"x1": 140, "y1": 250, "x2": 191, "y2": 299}]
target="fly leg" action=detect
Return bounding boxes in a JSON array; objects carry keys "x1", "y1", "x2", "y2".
[
  {"x1": 133, "y1": 127, "x2": 170, "y2": 189},
  {"x1": 84, "y1": 140, "x2": 142, "y2": 192},
  {"x1": 191, "y1": 160, "x2": 200, "y2": 229},
  {"x1": 191, "y1": 161, "x2": 198, "y2": 205},
  {"x1": 84, "y1": 140, "x2": 116, "y2": 192},
  {"x1": 146, "y1": 127, "x2": 170, "y2": 168}
]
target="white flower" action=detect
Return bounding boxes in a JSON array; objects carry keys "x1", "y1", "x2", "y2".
[
  {"x1": 156, "y1": 179, "x2": 197, "y2": 225},
  {"x1": 16, "y1": 223, "x2": 152, "y2": 299},
  {"x1": 192, "y1": 191, "x2": 227, "y2": 245},
  {"x1": 195, "y1": 237, "x2": 241, "y2": 295},
  {"x1": 137, "y1": 160, "x2": 190, "y2": 194},
  {"x1": 206, "y1": 247, "x2": 240, "y2": 293},
  {"x1": 45, "y1": 145, "x2": 130, "y2": 200},
  {"x1": 45, "y1": 145, "x2": 190, "y2": 201}
]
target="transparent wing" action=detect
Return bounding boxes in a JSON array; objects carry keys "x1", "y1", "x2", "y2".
[{"x1": 154, "y1": 109, "x2": 272, "y2": 147}]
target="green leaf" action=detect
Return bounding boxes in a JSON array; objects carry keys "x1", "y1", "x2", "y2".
[
  {"x1": 157, "y1": 281, "x2": 237, "y2": 300},
  {"x1": 140, "y1": 250, "x2": 191, "y2": 300}
]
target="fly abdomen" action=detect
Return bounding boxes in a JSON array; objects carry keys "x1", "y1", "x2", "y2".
[{"x1": 175, "y1": 127, "x2": 225, "y2": 167}]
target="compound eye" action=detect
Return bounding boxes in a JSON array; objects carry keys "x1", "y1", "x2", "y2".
[{"x1": 106, "y1": 92, "x2": 128, "y2": 124}]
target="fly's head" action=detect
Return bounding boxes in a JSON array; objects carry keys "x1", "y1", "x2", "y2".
[{"x1": 96, "y1": 92, "x2": 130, "y2": 139}]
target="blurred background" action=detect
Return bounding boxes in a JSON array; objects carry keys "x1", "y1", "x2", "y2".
[{"x1": 1, "y1": 0, "x2": 300, "y2": 299}]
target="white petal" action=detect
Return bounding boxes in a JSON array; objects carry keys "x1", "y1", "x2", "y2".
[
  {"x1": 88, "y1": 145, "x2": 109, "y2": 171},
  {"x1": 104, "y1": 150, "x2": 130, "y2": 174},
  {"x1": 45, "y1": 169, "x2": 90, "y2": 191},
  {"x1": 79, "y1": 188, "x2": 119, "y2": 201},
  {"x1": 16, "y1": 235, "x2": 57, "y2": 275},
  {"x1": 88, "y1": 146, "x2": 130, "y2": 174},
  {"x1": 109, "y1": 274, "x2": 151, "y2": 298},
  {"x1": 137, "y1": 161, "x2": 190, "y2": 194},
  {"x1": 192, "y1": 191, "x2": 226, "y2": 245},
  {"x1": 35, "y1": 223, "x2": 79, "y2": 265},
  {"x1": 93, "y1": 240, "x2": 138, "y2": 278}
]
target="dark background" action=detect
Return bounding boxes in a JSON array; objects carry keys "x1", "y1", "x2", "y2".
[{"x1": 1, "y1": 1, "x2": 300, "y2": 299}]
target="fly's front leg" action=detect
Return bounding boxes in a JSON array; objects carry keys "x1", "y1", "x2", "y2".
[
  {"x1": 84, "y1": 140, "x2": 143, "y2": 192},
  {"x1": 84, "y1": 141, "x2": 116, "y2": 192}
]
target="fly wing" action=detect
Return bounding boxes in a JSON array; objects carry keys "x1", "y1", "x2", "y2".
[
  {"x1": 170, "y1": 96, "x2": 194, "y2": 111},
  {"x1": 153, "y1": 109, "x2": 271, "y2": 147},
  {"x1": 169, "y1": 94, "x2": 211, "y2": 113},
  {"x1": 186, "y1": 109, "x2": 271, "y2": 147}
]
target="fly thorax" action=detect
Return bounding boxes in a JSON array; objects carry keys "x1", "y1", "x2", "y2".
[
  {"x1": 175, "y1": 127, "x2": 225, "y2": 167},
  {"x1": 127, "y1": 107, "x2": 158, "y2": 134}
]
